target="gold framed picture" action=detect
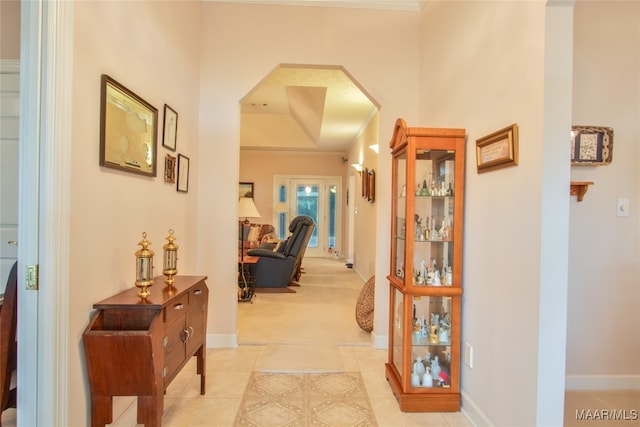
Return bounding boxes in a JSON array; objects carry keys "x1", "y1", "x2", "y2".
[
  {"x1": 99, "y1": 75, "x2": 158, "y2": 177},
  {"x1": 476, "y1": 124, "x2": 518, "y2": 173}
]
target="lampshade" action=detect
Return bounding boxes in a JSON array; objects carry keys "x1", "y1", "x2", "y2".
[{"x1": 238, "y1": 197, "x2": 261, "y2": 220}]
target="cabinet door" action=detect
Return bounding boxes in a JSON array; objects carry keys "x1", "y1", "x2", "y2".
[
  {"x1": 411, "y1": 149, "x2": 456, "y2": 288},
  {"x1": 186, "y1": 284, "x2": 208, "y2": 356},
  {"x1": 408, "y1": 295, "x2": 454, "y2": 389},
  {"x1": 391, "y1": 149, "x2": 407, "y2": 283},
  {"x1": 164, "y1": 315, "x2": 187, "y2": 380}
]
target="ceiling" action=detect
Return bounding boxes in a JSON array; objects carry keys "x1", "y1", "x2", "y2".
[
  {"x1": 232, "y1": 0, "x2": 426, "y2": 152},
  {"x1": 240, "y1": 64, "x2": 379, "y2": 152}
]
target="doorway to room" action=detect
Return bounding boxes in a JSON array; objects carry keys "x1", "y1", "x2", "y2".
[{"x1": 273, "y1": 176, "x2": 342, "y2": 258}]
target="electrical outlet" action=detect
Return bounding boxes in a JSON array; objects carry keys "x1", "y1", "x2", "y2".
[{"x1": 464, "y1": 342, "x2": 473, "y2": 368}]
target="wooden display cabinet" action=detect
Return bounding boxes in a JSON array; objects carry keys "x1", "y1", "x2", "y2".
[
  {"x1": 83, "y1": 275, "x2": 208, "y2": 426},
  {"x1": 386, "y1": 118, "x2": 465, "y2": 412}
]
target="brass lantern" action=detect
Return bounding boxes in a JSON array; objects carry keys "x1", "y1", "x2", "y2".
[
  {"x1": 135, "y1": 232, "x2": 155, "y2": 298},
  {"x1": 162, "y1": 229, "x2": 179, "y2": 287}
]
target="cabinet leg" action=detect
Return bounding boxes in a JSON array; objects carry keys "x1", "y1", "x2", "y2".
[
  {"x1": 197, "y1": 345, "x2": 206, "y2": 395},
  {"x1": 91, "y1": 395, "x2": 113, "y2": 427},
  {"x1": 137, "y1": 394, "x2": 163, "y2": 427}
]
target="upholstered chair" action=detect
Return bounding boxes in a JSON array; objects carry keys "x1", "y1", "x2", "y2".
[{"x1": 247, "y1": 215, "x2": 315, "y2": 288}]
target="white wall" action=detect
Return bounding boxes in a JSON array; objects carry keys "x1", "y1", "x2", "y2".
[
  {"x1": 567, "y1": 1, "x2": 640, "y2": 388},
  {"x1": 419, "y1": 1, "x2": 572, "y2": 425},
  {"x1": 69, "y1": 2, "x2": 203, "y2": 425},
  {"x1": 197, "y1": 2, "x2": 422, "y2": 347}
]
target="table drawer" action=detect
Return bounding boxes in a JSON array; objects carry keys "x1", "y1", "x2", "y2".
[{"x1": 164, "y1": 292, "x2": 189, "y2": 324}]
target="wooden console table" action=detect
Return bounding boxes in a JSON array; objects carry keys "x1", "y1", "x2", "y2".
[{"x1": 83, "y1": 275, "x2": 208, "y2": 427}]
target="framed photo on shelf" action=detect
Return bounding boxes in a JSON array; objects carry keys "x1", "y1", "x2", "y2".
[
  {"x1": 476, "y1": 123, "x2": 518, "y2": 173},
  {"x1": 99, "y1": 74, "x2": 158, "y2": 177},
  {"x1": 571, "y1": 125, "x2": 613, "y2": 166},
  {"x1": 177, "y1": 154, "x2": 189, "y2": 193},
  {"x1": 162, "y1": 104, "x2": 178, "y2": 151},
  {"x1": 239, "y1": 182, "x2": 254, "y2": 199}
]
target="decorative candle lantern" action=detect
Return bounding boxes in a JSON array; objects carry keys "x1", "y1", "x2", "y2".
[
  {"x1": 134, "y1": 232, "x2": 154, "y2": 298},
  {"x1": 162, "y1": 229, "x2": 179, "y2": 286}
]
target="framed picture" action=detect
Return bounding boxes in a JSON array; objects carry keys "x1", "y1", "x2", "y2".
[
  {"x1": 99, "y1": 74, "x2": 158, "y2": 177},
  {"x1": 177, "y1": 154, "x2": 189, "y2": 193},
  {"x1": 164, "y1": 154, "x2": 176, "y2": 183},
  {"x1": 367, "y1": 169, "x2": 376, "y2": 203},
  {"x1": 239, "y1": 182, "x2": 254, "y2": 199},
  {"x1": 362, "y1": 167, "x2": 369, "y2": 198},
  {"x1": 162, "y1": 104, "x2": 178, "y2": 151},
  {"x1": 476, "y1": 123, "x2": 519, "y2": 173},
  {"x1": 571, "y1": 125, "x2": 613, "y2": 166}
]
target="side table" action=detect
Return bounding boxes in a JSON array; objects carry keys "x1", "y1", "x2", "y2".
[{"x1": 238, "y1": 256, "x2": 259, "y2": 302}]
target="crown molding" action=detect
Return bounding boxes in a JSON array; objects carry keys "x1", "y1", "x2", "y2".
[{"x1": 203, "y1": 0, "x2": 425, "y2": 12}]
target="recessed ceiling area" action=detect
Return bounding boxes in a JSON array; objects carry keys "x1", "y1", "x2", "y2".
[{"x1": 239, "y1": 64, "x2": 379, "y2": 152}]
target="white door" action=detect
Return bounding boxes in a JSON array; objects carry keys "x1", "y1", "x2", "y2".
[{"x1": 0, "y1": 61, "x2": 20, "y2": 290}]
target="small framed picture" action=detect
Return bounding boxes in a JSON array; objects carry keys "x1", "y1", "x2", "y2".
[
  {"x1": 239, "y1": 182, "x2": 254, "y2": 199},
  {"x1": 571, "y1": 125, "x2": 613, "y2": 166},
  {"x1": 476, "y1": 123, "x2": 519, "y2": 173},
  {"x1": 162, "y1": 104, "x2": 178, "y2": 151},
  {"x1": 164, "y1": 154, "x2": 176, "y2": 183},
  {"x1": 177, "y1": 154, "x2": 189, "y2": 193}
]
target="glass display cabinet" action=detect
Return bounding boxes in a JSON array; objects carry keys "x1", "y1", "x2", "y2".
[{"x1": 386, "y1": 118, "x2": 465, "y2": 412}]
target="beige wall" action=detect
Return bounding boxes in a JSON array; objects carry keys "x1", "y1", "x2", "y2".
[
  {"x1": 0, "y1": 0, "x2": 20, "y2": 59},
  {"x1": 568, "y1": 1, "x2": 640, "y2": 381},
  {"x1": 69, "y1": 2, "x2": 203, "y2": 425}
]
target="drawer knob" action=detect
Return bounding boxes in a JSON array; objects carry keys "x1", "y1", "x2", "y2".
[
  {"x1": 194, "y1": 289, "x2": 202, "y2": 296},
  {"x1": 173, "y1": 303, "x2": 184, "y2": 311}
]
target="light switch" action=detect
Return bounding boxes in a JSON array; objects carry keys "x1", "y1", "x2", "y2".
[{"x1": 617, "y1": 198, "x2": 629, "y2": 217}]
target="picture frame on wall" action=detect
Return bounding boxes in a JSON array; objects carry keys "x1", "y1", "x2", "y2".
[
  {"x1": 99, "y1": 74, "x2": 158, "y2": 177},
  {"x1": 177, "y1": 154, "x2": 189, "y2": 193},
  {"x1": 571, "y1": 125, "x2": 613, "y2": 166},
  {"x1": 475, "y1": 123, "x2": 519, "y2": 173},
  {"x1": 239, "y1": 182, "x2": 254, "y2": 199},
  {"x1": 367, "y1": 169, "x2": 375, "y2": 203},
  {"x1": 164, "y1": 154, "x2": 176, "y2": 183},
  {"x1": 162, "y1": 104, "x2": 178, "y2": 151}
]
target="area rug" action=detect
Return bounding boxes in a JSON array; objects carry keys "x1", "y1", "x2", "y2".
[
  {"x1": 233, "y1": 372, "x2": 377, "y2": 426},
  {"x1": 254, "y1": 345, "x2": 344, "y2": 373}
]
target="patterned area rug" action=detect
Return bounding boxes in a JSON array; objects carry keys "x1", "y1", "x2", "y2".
[{"x1": 234, "y1": 372, "x2": 377, "y2": 426}]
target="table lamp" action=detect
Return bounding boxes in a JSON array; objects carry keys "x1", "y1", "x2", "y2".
[{"x1": 238, "y1": 197, "x2": 261, "y2": 261}]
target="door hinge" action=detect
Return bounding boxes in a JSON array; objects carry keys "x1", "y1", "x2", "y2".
[{"x1": 25, "y1": 265, "x2": 39, "y2": 290}]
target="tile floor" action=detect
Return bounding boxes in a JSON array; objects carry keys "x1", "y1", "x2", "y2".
[{"x1": 1, "y1": 258, "x2": 636, "y2": 426}]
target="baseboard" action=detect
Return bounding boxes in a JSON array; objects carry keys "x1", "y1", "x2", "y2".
[
  {"x1": 372, "y1": 332, "x2": 388, "y2": 350},
  {"x1": 461, "y1": 390, "x2": 494, "y2": 427},
  {"x1": 207, "y1": 333, "x2": 238, "y2": 348},
  {"x1": 565, "y1": 375, "x2": 640, "y2": 391}
]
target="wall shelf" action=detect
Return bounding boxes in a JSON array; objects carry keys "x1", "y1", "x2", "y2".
[{"x1": 570, "y1": 181, "x2": 594, "y2": 202}]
